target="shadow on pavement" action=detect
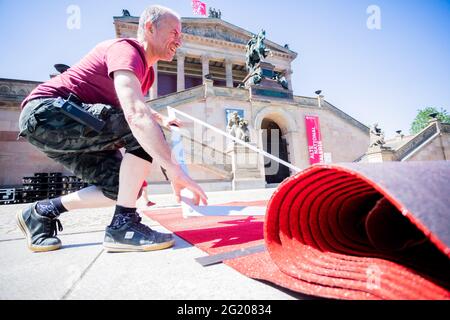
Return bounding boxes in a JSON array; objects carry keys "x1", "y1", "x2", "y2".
[{"x1": 61, "y1": 242, "x2": 103, "y2": 250}]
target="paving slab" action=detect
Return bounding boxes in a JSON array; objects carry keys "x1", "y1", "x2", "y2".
[{"x1": 0, "y1": 232, "x2": 104, "y2": 300}]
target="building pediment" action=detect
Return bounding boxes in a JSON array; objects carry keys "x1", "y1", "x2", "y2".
[
  {"x1": 182, "y1": 20, "x2": 249, "y2": 45},
  {"x1": 181, "y1": 18, "x2": 296, "y2": 58}
]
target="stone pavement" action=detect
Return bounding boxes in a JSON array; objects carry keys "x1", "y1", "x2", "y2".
[{"x1": 0, "y1": 188, "x2": 305, "y2": 300}]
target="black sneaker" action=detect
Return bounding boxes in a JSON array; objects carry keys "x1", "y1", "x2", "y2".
[
  {"x1": 103, "y1": 212, "x2": 174, "y2": 252},
  {"x1": 16, "y1": 203, "x2": 63, "y2": 252}
]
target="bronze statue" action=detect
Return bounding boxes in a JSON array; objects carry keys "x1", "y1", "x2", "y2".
[
  {"x1": 245, "y1": 35, "x2": 257, "y2": 72},
  {"x1": 245, "y1": 30, "x2": 270, "y2": 73},
  {"x1": 247, "y1": 72, "x2": 262, "y2": 86},
  {"x1": 242, "y1": 30, "x2": 290, "y2": 92},
  {"x1": 208, "y1": 8, "x2": 222, "y2": 19},
  {"x1": 273, "y1": 72, "x2": 289, "y2": 90},
  {"x1": 227, "y1": 112, "x2": 251, "y2": 142},
  {"x1": 369, "y1": 123, "x2": 386, "y2": 148}
]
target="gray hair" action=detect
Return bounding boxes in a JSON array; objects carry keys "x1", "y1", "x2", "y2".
[{"x1": 137, "y1": 5, "x2": 180, "y2": 42}]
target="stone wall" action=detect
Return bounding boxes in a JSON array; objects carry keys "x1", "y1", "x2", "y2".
[
  {"x1": 0, "y1": 107, "x2": 71, "y2": 185},
  {"x1": 0, "y1": 79, "x2": 71, "y2": 185},
  {"x1": 407, "y1": 133, "x2": 449, "y2": 161},
  {"x1": 0, "y1": 140, "x2": 69, "y2": 186}
]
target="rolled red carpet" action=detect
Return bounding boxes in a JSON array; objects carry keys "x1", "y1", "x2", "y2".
[{"x1": 265, "y1": 161, "x2": 450, "y2": 299}]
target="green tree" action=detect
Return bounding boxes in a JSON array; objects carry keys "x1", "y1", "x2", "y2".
[{"x1": 410, "y1": 107, "x2": 450, "y2": 134}]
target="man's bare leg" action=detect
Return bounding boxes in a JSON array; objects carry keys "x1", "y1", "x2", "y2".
[
  {"x1": 60, "y1": 186, "x2": 116, "y2": 211},
  {"x1": 60, "y1": 152, "x2": 151, "y2": 211},
  {"x1": 116, "y1": 152, "x2": 151, "y2": 207}
]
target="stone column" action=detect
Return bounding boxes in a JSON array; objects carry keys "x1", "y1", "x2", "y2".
[
  {"x1": 285, "y1": 68, "x2": 293, "y2": 91},
  {"x1": 201, "y1": 55, "x2": 210, "y2": 82},
  {"x1": 366, "y1": 147, "x2": 396, "y2": 163},
  {"x1": 149, "y1": 62, "x2": 158, "y2": 99},
  {"x1": 284, "y1": 130, "x2": 300, "y2": 173},
  {"x1": 225, "y1": 58, "x2": 233, "y2": 87},
  {"x1": 226, "y1": 143, "x2": 266, "y2": 190},
  {"x1": 177, "y1": 51, "x2": 185, "y2": 92}
]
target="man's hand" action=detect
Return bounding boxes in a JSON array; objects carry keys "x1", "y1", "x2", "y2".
[
  {"x1": 150, "y1": 112, "x2": 182, "y2": 129},
  {"x1": 170, "y1": 168, "x2": 208, "y2": 206},
  {"x1": 161, "y1": 115, "x2": 182, "y2": 129}
]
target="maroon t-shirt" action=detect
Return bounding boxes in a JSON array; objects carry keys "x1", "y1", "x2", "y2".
[{"x1": 21, "y1": 38, "x2": 154, "y2": 108}]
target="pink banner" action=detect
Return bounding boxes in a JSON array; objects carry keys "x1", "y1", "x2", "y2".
[
  {"x1": 192, "y1": 0, "x2": 207, "y2": 16},
  {"x1": 305, "y1": 116, "x2": 324, "y2": 165}
]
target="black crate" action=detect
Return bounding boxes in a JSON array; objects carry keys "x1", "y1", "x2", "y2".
[
  {"x1": 12, "y1": 173, "x2": 87, "y2": 204},
  {"x1": 23, "y1": 177, "x2": 48, "y2": 184},
  {"x1": 22, "y1": 195, "x2": 44, "y2": 202},
  {"x1": 49, "y1": 172, "x2": 62, "y2": 177},
  {"x1": 0, "y1": 188, "x2": 16, "y2": 205},
  {"x1": 22, "y1": 190, "x2": 47, "y2": 197},
  {"x1": 12, "y1": 189, "x2": 24, "y2": 203},
  {"x1": 0, "y1": 188, "x2": 15, "y2": 201},
  {"x1": 34, "y1": 173, "x2": 49, "y2": 178},
  {"x1": 48, "y1": 191, "x2": 63, "y2": 198},
  {"x1": 48, "y1": 184, "x2": 63, "y2": 190},
  {"x1": 22, "y1": 177, "x2": 36, "y2": 184}
]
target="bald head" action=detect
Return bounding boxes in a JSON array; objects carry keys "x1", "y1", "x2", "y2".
[{"x1": 137, "y1": 5, "x2": 180, "y2": 42}]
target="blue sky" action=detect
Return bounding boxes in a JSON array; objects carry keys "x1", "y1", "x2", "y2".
[{"x1": 1, "y1": 0, "x2": 449, "y2": 137}]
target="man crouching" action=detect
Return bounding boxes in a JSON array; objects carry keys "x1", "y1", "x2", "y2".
[{"x1": 17, "y1": 5, "x2": 207, "y2": 253}]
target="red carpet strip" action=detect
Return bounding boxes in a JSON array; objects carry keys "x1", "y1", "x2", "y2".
[{"x1": 145, "y1": 161, "x2": 450, "y2": 300}]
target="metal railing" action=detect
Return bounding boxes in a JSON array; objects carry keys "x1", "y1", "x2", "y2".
[{"x1": 167, "y1": 106, "x2": 301, "y2": 173}]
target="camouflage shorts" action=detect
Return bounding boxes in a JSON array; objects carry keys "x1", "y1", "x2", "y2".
[{"x1": 18, "y1": 98, "x2": 145, "y2": 200}]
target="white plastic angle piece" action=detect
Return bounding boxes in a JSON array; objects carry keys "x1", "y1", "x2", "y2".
[
  {"x1": 168, "y1": 106, "x2": 269, "y2": 219},
  {"x1": 179, "y1": 185, "x2": 266, "y2": 218}
]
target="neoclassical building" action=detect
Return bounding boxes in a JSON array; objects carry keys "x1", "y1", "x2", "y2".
[{"x1": 1, "y1": 12, "x2": 375, "y2": 192}]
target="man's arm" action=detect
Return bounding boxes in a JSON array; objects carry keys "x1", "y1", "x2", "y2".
[
  {"x1": 113, "y1": 70, "x2": 207, "y2": 205},
  {"x1": 114, "y1": 70, "x2": 178, "y2": 172}
]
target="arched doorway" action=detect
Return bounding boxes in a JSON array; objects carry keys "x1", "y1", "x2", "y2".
[{"x1": 261, "y1": 119, "x2": 290, "y2": 184}]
